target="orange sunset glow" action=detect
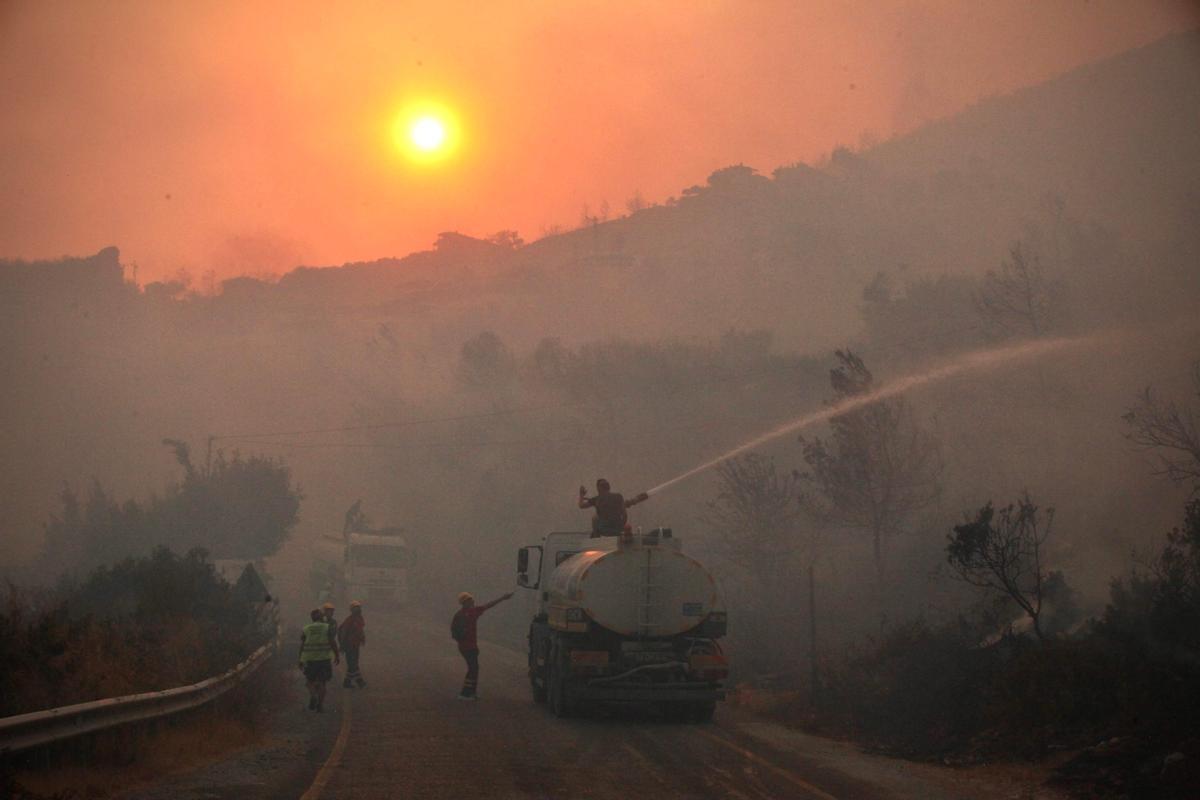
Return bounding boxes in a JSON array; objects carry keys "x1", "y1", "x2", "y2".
[
  {"x1": 0, "y1": 1, "x2": 1196, "y2": 282},
  {"x1": 4, "y1": 3, "x2": 1200, "y2": 793}
]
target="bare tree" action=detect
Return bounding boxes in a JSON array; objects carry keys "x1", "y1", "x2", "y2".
[
  {"x1": 703, "y1": 454, "x2": 803, "y2": 581},
  {"x1": 946, "y1": 493, "x2": 1055, "y2": 641},
  {"x1": 976, "y1": 240, "x2": 1059, "y2": 338},
  {"x1": 799, "y1": 351, "x2": 942, "y2": 581},
  {"x1": 1122, "y1": 360, "x2": 1200, "y2": 492},
  {"x1": 703, "y1": 454, "x2": 818, "y2": 678}
]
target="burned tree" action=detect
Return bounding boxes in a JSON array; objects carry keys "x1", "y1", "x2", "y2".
[
  {"x1": 799, "y1": 351, "x2": 942, "y2": 581},
  {"x1": 703, "y1": 454, "x2": 818, "y2": 677},
  {"x1": 704, "y1": 454, "x2": 802, "y2": 578},
  {"x1": 976, "y1": 240, "x2": 1059, "y2": 338},
  {"x1": 946, "y1": 493, "x2": 1055, "y2": 641},
  {"x1": 1122, "y1": 359, "x2": 1200, "y2": 492}
]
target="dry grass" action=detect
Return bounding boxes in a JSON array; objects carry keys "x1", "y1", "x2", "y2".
[
  {"x1": 13, "y1": 713, "x2": 260, "y2": 799},
  {"x1": 8, "y1": 656, "x2": 293, "y2": 800}
]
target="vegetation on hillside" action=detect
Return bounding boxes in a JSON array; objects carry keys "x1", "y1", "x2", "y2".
[
  {"x1": 0, "y1": 548, "x2": 274, "y2": 717},
  {"x1": 40, "y1": 448, "x2": 301, "y2": 575}
]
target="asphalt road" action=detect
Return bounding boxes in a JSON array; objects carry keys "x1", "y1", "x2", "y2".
[
  {"x1": 122, "y1": 611, "x2": 1054, "y2": 800},
  {"x1": 294, "y1": 613, "x2": 1046, "y2": 800}
]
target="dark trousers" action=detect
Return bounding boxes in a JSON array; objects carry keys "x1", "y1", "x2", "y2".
[
  {"x1": 460, "y1": 648, "x2": 479, "y2": 696},
  {"x1": 344, "y1": 646, "x2": 362, "y2": 683}
]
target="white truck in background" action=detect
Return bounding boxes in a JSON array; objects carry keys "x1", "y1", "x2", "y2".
[
  {"x1": 517, "y1": 528, "x2": 728, "y2": 720},
  {"x1": 344, "y1": 528, "x2": 414, "y2": 606}
]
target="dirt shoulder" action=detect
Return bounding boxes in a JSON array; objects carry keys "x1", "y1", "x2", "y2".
[
  {"x1": 115, "y1": 667, "x2": 341, "y2": 800},
  {"x1": 728, "y1": 714, "x2": 1073, "y2": 800}
]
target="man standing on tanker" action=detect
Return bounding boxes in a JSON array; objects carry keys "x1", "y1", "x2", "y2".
[{"x1": 578, "y1": 478, "x2": 649, "y2": 536}]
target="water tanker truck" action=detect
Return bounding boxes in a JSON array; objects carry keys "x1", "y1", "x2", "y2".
[{"x1": 516, "y1": 528, "x2": 728, "y2": 720}]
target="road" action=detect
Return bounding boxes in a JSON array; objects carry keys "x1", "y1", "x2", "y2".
[{"x1": 125, "y1": 612, "x2": 1055, "y2": 800}]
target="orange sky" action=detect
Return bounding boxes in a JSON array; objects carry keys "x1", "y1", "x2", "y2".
[{"x1": 1, "y1": 0, "x2": 1196, "y2": 283}]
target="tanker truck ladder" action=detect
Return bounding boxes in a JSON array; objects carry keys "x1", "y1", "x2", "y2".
[{"x1": 636, "y1": 548, "x2": 665, "y2": 637}]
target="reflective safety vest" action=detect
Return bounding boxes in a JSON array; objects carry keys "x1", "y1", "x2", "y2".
[{"x1": 300, "y1": 621, "x2": 334, "y2": 662}]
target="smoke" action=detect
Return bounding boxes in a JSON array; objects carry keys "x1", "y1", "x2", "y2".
[{"x1": 645, "y1": 332, "x2": 1106, "y2": 497}]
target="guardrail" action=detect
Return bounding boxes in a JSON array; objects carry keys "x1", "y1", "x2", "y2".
[{"x1": 0, "y1": 636, "x2": 277, "y2": 756}]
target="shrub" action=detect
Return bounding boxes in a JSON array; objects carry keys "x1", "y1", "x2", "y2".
[
  {"x1": 817, "y1": 618, "x2": 1001, "y2": 755},
  {"x1": 0, "y1": 548, "x2": 270, "y2": 717}
]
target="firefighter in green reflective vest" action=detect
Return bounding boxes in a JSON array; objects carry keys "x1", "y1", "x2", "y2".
[{"x1": 299, "y1": 608, "x2": 340, "y2": 712}]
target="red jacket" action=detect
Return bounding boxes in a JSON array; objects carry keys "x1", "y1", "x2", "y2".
[
  {"x1": 454, "y1": 606, "x2": 486, "y2": 652},
  {"x1": 338, "y1": 614, "x2": 366, "y2": 648}
]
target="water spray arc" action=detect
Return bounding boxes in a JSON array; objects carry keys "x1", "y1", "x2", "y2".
[{"x1": 642, "y1": 334, "x2": 1101, "y2": 498}]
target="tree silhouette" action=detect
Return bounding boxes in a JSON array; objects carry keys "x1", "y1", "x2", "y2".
[
  {"x1": 798, "y1": 351, "x2": 942, "y2": 581},
  {"x1": 1122, "y1": 360, "x2": 1200, "y2": 492},
  {"x1": 703, "y1": 454, "x2": 804, "y2": 582},
  {"x1": 976, "y1": 240, "x2": 1060, "y2": 338},
  {"x1": 946, "y1": 494, "x2": 1055, "y2": 641},
  {"x1": 457, "y1": 330, "x2": 516, "y2": 390}
]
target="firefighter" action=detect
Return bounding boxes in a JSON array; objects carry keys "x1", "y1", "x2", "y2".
[
  {"x1": 339, "y1": 600, "x2": 367, "y2": 689},
  {"x1": 299, "y1": 608, "x2": 340, "y2": 712},
  {"x1": 452, "y1": 591, "x2": 513, "y2": 700},
  {"x1": 578, "y1": 478, "x2": 649, "y2": 536}
]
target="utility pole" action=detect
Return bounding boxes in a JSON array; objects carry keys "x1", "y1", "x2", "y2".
[{"x1": 809, "y1": 561, "x2": 819, "y2": 707}]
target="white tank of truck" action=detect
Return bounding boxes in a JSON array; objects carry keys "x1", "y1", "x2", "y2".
[
  {"x1": 518, "y1": 528, "x2": 728, "y2": 721},
  {"x1": 544, "y1": 534, "x2": 719, "y2": 637}
]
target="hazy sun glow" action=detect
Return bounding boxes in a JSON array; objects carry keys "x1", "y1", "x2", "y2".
[
  {"x1": 392, "y1": 102, "x2": 459, "y2": 164},
  {"x1": 411, "y1": 117, "x2": 447, "y2": 151}
]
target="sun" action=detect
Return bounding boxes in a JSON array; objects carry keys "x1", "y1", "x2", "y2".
[
  {"x1": 410, "y1": 116, "x2": 447, "y2": 152},
  {"x1": 392, "y1": 102, "x2": 460, "y2": 164}
]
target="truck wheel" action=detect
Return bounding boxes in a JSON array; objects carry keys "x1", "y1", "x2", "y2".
[
  {"x1": 531, "y1": 672, "x2": 547, "y2": 703},
  {"x1": 548, "y1": 652, "x2": 574, "y2": 718},
  {"x1": 548, "y1": 662, "x2": 564, "y2": 717},
  {"x1": 531, "y1": 642, "x2": 548, "y2": 703}
]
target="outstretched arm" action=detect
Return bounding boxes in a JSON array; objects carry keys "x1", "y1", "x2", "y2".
[
  {"x1": 482, "y1": 592, "x2": 515, "y2": 611},
  {"x1": 625, "y1": 492, "x2": 650, "y2": 508}
]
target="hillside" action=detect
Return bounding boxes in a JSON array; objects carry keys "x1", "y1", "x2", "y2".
[{"x1": 214, "y1": 30, "x2": 1199, "y2": 353}]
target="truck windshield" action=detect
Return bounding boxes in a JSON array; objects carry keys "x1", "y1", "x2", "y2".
[{"x1": 350, "y1": 545, "x2": 412, "y2": 568}]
